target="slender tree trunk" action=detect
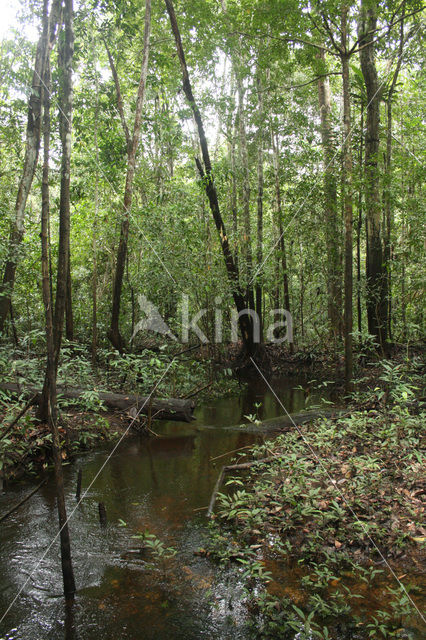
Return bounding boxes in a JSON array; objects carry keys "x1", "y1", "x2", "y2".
[
  {"x1": 229, "y1": 113, "x2": 238, "y2": 261},
  {"x1": 54, "y1": 0, "x2": 74, "y2": 363},
  {"x1": 359, "y1": 0, "x2": 387, "y2": 351},
  {"x1": 0, "y1": 0, "x2": 60, "y2": 333},
  {"x1": 92, "y1": 51, "x2": 99, "y2": 364},
  {"x1": 357, "y1": 102, "x2": 364, "y2": 335},
  {"x1": 341, "y1": 9, "x2": 354, "y2": 391},
  {"x1": 383, "y1": 8, "x2": 405, "y2": 342},
  {"x1": 164, "y1": 0, "x2": 255, "y2": 354},
  {"x1": 299, "y1": 242, "x2": 305, "y2": 341},
  {"x1": 107, "y1": 0, "x2": 152, "y2": 353},
  {"x1": 255, "y1": 71, "x2": 264, "y2": 340},
  {"x1": 236, "y1": 74, "x2": 254, "y2": 310},
  {"x1": 65, "y1": 260, "x2": 73, "y2": 341},
  {"x1": 271, "y1": 129, "x2": 291, "y2": 315},
  {"x1": 40, "y1": 11, "x2": 75, "y2": 600},
  {"x1": 317, "y1": 49, "x2": 341, "y2": 339},
  {"x1": 38, "y1": 0, "x2": 74, "y2": 422}
]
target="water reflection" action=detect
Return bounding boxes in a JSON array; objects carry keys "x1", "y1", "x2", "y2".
[{"x1": 0, "y1": 377, "x2": 325, "y2": 639}]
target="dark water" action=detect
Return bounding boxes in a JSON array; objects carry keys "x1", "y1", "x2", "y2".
[
  {"x1": 0, "y1": 378, "x2": 311, "y2": 639},
  {"x1": 0, "y1": 379, "x2": 424, "y2": 639}
]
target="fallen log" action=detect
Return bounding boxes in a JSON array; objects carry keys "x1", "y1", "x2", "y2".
[
  {"x1": 0, "y1": 383, "x2": 196, "y2": 423},
  {"x1": 198, "y1": 409, "x2": 343, "y2": 434}
]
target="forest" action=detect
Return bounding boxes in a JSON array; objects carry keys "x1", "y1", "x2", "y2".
[{"x1": 0, "y1": 0, "x2": 425, "y2": 639}]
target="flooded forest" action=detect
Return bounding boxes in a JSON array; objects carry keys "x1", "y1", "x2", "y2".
[{"x1": 0, "y1": 0, "x2": 425, "y2": 638}]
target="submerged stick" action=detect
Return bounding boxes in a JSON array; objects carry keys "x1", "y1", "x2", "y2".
[
  {"x1": 75, "y1": 468, "x2": 82, "y2": 501},
  {"x1": 207, "y1": 457, "x2": 275, "y2": 518},
  {"x1": 210, "y1": 445, "x2": 252, "y2": 462},
  {"x1": 98, "y1": 502, "x2": 107, "y2": 527},
  {"x1": 0, "y1": 478, "x2": 47, "y2": 523}
]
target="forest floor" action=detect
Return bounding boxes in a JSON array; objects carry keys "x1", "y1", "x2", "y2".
[{"x1": 203, "y1": 354, "x2": 426, "y2": 639}]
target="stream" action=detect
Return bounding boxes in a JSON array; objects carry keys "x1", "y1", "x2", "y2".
[{"x1": 0, "y1": 378, "x2": 423, "y2": 639}]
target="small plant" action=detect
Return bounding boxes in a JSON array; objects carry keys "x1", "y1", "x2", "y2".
[{"x1": 132, "y1": 530, "x2": 177, "y2": 573}]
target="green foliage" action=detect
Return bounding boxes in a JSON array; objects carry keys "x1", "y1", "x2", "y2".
[{"x1": 205, "y1": 363, "x2": 425, "y2": 638}]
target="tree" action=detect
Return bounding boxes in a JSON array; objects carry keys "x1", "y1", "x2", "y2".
[
  {"x1": 317, "y1": 48, "x2": 341, "y2": 339},
  {"x1": 40, "y1": 0, "x2": 76, "y2": 599},
  {"x1": 0, "y1": 0, "x2": 61, "y2": 333},
  {"x1": 164, "y1": 0, "x2": 257, "y2": 354},
  {"x1": 358, "y1": 0, "x2": 387, "y2": 351},
  {"x1": 106, "y1": 0, "x2": 152, "y2": 352}
]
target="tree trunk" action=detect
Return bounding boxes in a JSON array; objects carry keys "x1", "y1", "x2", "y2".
[
  {"x1": 107, "y1": 0, "x2": 152, "y2": 353},
  {"x1": 341, "y1": 9, "x2": 354, "y2": 391},
  {"x1": 92, "y1": 47, "x2": 100, "y2": 364},
  {"x1": 227, "y1": 95, "x2": 238, "y2": 263},
  {"x1": 40, "y1": 8, "x2": 76, "y2": 599},
  {"x1": 383, "y1": 8, "x2": 405, "y2": 342},
  {"x1": 164, "y1": 0, "x2": 256, "y2": 354},
  {"x1": 38, "y1": 0, "x2": 74, "y2": 422},
  {"x1": 236, "y1": 74, "x2": 254, "y2": 310},
  {"x1": 0, "y1": 0, "x2": 61, "y2": 333},
  {"x1": 317, "y1": 49, "x2": 341, "y2": 339},
  {"x1": 54, "y1": 0, "x2": 74, "y2": 363},
  {"x1": 299, "y1": 242, "x2": 305, "y2": 340},
  {"x1": 2, "y1": 383, "x2": 196, "y2": 422},
  {"x1": 357, "y1": 102, "x2": 364, "y2": 335},
  {"x1": 271, "y1": 129, "x2": 291, "y2": 315},
  {"x1": 358, "y1": 0, "x2": 387, "y2": 350},
  {"x1": 65, "y1": 259, "x2": 73, "y2": 341},
  {"x1": 255, "y1": 71, "x2": 264, "y2": 339}
]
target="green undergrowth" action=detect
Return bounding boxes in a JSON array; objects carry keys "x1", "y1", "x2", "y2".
[
  {"x1": 0, "y1": 408, "x2": 118, "y2": 481},
  {"x1": 0, "y1": 339, "x2": 242, "y2": 401},
  {"x1": 204, "y1": 360, "x2": 426, "y2": 639},
  {"x1": 0, "y1": 339, "x2": 241, "y2": 479}
]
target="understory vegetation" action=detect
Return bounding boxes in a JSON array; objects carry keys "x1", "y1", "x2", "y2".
[
  {"x1": 0, "y1": 338, "x2": 244, "y2": 479},
  {"x1": 204, "y1": 359, "x2": 425, "y2": 638}
]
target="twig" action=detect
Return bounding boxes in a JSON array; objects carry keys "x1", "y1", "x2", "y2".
[
  {"x1": 0, "y1": 394, "x2": 37, "y2": 442},
  {"x1": 181, "y1": 381, "x2": 212, "y2": 399},
  {"x1": 210, "y1": 444, "x2": 252, "y2": 462},
  {"x1": 0, "y1": 478, "x2": 47, "y2": 523},
  {"x1": 207, "y1": 457, "x2": 276, "y2": 518}
]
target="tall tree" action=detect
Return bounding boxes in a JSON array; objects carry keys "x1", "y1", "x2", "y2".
[
  {"x1": 255, "y1": 70, "x2": 264, "y2": 337},
  {"x1": 40, "y1": 0, "x2": 76, "y2": 599},
  {"x1": 271, "y1": 128, "x2": 291, "y2": 318},
  {"x1": 38, "y1": 0, "x2": 75, "y2": 419},
  {"x1": 383, "y1": 3, "x2": 406, "y2": 340},
  {"x1": 106, "y1": 0, "x2": 152, "y2": 352},
  {"x1": 164, "y1": 0, "x2": 256, "y2": 354},
  {"x1": 54, "y1": 0, "x2": 75, "y2": 362},
  {"x1": 317, "y1": 49, "x2": 341, "y2": 339},
  {"x1": 341, "y1": 6, "x2": 354, "y2": 390},
  {"x1": 0, "y1": 0, "x2": 61, "y2": 333},
  {"x1": 358, "y1": 0, "x2": 387, "y2": 350}
]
